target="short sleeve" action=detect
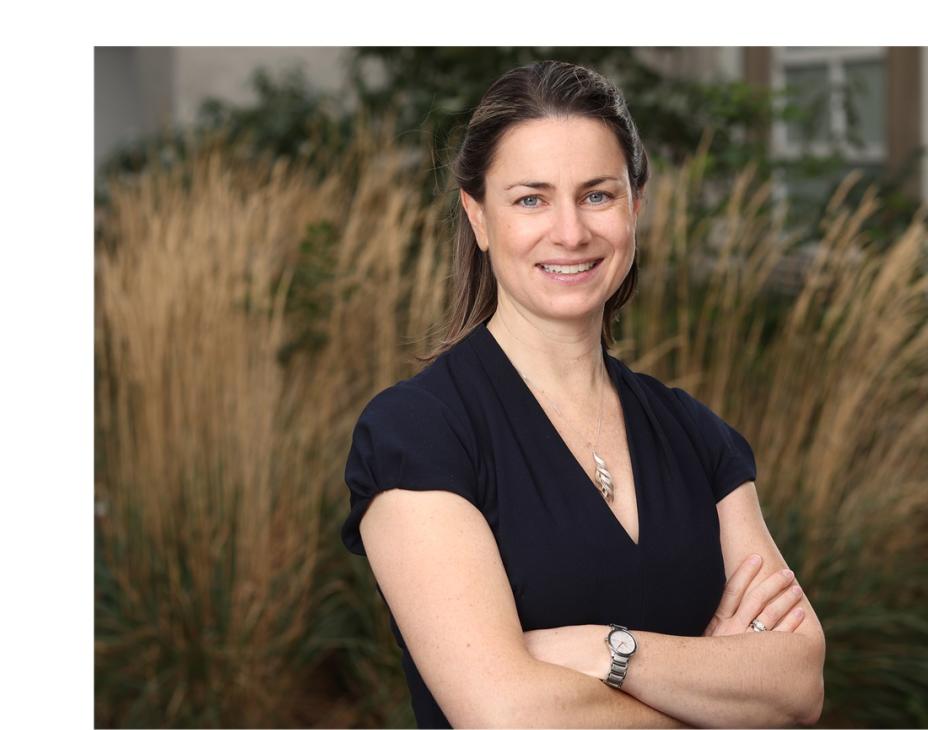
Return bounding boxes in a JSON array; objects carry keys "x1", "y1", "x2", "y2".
[
  {"x1": 340, "y1": 383, "x2": 480, "y2": 556},
  {"x1": 671, "y1": 387, "x2": 757, "y2": 503}
]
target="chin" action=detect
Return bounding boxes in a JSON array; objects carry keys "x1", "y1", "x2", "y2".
[{"x1": 535, "y1": 302, "x2": 605, "y2": 324}]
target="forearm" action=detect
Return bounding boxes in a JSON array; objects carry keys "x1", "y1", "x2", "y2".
[
  {"x1": 498, "y1": 656, "x2": 691, "y2": 729},
  {"x1": 525, "y1": 624, "x2": 824, "y2": 727},
  {"x1": 548, "y1": 625, "x2": 823, "y2": 728},
  {"x1": 626, "y1": 630, "x2": 823, "y2": 727}
]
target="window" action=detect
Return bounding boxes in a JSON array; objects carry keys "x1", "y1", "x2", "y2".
[{"x1": 770, "y1": 47, "x2": 887, "y2": 212}]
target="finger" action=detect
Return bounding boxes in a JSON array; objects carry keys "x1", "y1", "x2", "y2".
[
  {"x1": 772, "y1": 606, "x2": 805, "y2": 633},
  {"x1": 715, "y1": 554, "x2": 763, "y2": 620},
  {"x1": 737, "y1": 568, "x2": 797, "y2": 626},
  {"x1": 753, "y1": 583, "x2": 803, "y2": 632}
]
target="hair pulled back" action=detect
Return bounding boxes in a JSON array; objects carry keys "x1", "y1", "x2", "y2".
[{"x1": 421, "y1": 60, "x2": 649, "y2": 363}]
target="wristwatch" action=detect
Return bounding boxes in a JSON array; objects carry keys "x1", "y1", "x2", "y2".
[{"x1": 602, "y1": 624, "x2": 637, "y2": 689}]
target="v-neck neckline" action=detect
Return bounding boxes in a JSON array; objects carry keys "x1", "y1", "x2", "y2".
[{"x1": 470, "y1": 322, "x2": 644, "y2": 549}]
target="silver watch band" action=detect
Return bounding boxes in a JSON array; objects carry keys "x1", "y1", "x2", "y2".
[
  {"x1": 602, "y1": 624, "x2": 634, "y2": 689},
  {"x1": 603, "y1": 654, "x2": 631, "y2": 688}
]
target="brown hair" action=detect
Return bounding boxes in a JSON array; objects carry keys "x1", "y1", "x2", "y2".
[{"x1": 419, "y1": 60, "x2": 650, "y2": 363}]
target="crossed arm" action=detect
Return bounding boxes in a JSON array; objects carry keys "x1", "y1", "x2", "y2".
[
  {"x1": 523, "y1": 565, "x2": 824, "y2": 728},
  {"x1": 360, "y1": 481, "x2": 825, "y2": 728}
]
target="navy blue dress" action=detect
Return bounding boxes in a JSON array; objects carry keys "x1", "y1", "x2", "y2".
[{"x1": 341, "y1": 322, "x2": 757, "y2": 728}]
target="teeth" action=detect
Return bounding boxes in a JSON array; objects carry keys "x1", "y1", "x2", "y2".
[{"x1": 540, "y1": 261, "x2": 597, "y2": 274}]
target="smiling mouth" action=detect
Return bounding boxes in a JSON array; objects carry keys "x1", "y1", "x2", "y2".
[{"x1": 536, "y1": 259, "x2": 603, "y2": 274}]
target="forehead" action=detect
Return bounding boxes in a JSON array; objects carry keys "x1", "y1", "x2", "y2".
[{"x1": 487, "y1": 116, "x2": 627, "y2": 182}]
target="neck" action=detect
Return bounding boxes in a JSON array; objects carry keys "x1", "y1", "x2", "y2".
[{"x1": 486, "y1": 298, "x2": 608, "y2": 398}]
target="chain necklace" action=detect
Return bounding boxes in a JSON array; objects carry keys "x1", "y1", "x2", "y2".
[
  {"x1": 491, "y1": 315, "x2": 616, "y2": 502},
  {"x1": 517, "y1": 365, "x2": 616, "y2": 503}
]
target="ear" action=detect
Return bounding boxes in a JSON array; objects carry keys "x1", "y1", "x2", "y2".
[{"x1": 460, "y1": 189, "x2": 489, "y2": 252}]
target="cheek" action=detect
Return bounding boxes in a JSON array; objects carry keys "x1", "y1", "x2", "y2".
[
  {"x1": 599, "y1": 214, "x2": 634, "y2": 241},
  {"x1": 494, "y1": 220, "x2": 538, "y2": 257}
]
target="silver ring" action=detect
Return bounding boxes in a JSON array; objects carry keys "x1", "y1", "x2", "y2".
[{"x1": 750, "y1": 619, "x2": 767, "y2": 632}]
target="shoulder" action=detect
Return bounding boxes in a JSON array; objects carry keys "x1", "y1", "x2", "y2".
[
  {"x1": 358, "y1": 326, "x2": 491, "y2": 434},
  {"x1": 343, "y1": 341, "x2": 486, "y2": 556},
  {"x1": 349, "y1": 336, "x2": 487, "y2": 481},
  {"x1": 358, "y1": 343, "x2": 476, "y2": 437},
  {"x1": 623, "y1": 364, "x2": 678, "y2": 400},
  {"x1": 353, "y1": 383, "x2": 476, "y2": 467},
  {"x1": 360, "y1": 377, "x2": 452, "y2": 424},
  {"x1": 608, "y1": 355, "x2": 696, "y2": 415},
  {"x1": 608, "y1": 357, "x2": 757, "y2": 502},
  {"x1": 611, "y1": 357, "x2": 724, "y2": 427}
]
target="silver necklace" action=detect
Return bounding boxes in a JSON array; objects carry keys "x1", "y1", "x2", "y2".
[{"x1": 517, "y1": 366, "x2": 616, "y2": 503}]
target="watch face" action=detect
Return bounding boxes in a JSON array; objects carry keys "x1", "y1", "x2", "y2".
[{"x1": 609, "y1": 630, "x2": 636, "y2": 655}]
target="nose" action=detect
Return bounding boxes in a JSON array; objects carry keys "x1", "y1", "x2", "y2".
[{"x1": 550, "y1": 201, "x2": 592, "y2": 249}]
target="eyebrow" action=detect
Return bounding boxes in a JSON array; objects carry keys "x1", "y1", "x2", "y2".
[{"x1": 504, "y1": 176, "x2": 623, "y2": 191}]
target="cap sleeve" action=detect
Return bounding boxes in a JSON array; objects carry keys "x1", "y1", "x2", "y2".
[
  {"x1": 671, "y1": 387, "x2": 757, "y2": 503},
  {"x1": 340, "y1": 383, "x2": 480, "y2": 556}
]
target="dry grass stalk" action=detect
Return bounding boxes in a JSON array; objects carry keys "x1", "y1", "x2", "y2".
[{"x1": 95, "y1": 115, "x2": 451, "y2": 726}]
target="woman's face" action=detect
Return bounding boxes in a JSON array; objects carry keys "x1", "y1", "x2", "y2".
[{"x1": 461, "y1": 116, "x2": 641, "y2": 329}]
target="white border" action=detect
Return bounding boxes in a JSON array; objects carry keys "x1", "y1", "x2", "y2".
[{"x1": 2, "y1": 2, "x2": 923, "y2": 726}]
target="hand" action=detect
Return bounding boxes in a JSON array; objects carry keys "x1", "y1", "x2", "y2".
[{"x1": 703, "y1": 555, "x2": 806, "y2": 637}]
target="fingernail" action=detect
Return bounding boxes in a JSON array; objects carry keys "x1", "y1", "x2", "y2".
[
  {"x1": 781, "y1": 569, "x2": 794, "y2": 579},
  {"x1": 750, "y1": 554, "x2": 761, "y2": 565},
  {"x1": 791, "y1": 586, "x2": 803, "y2": 596}
]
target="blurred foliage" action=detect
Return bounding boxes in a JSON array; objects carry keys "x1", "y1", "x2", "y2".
[
  {"x1": 197, "y1": 68, "x2": 354, "y2": 175},
  {"x1": 348, "y1": 47, "x2": 772, "y2": 171},
  {"x1": 95, "y1": 67, "x2": 354, "y2": 208},
  {"x1": 98, "y1": 47, "x2": 924, "y2": 249},
  {"x1": 276, "y1": 220, "x2": 341, "y2": 365}
]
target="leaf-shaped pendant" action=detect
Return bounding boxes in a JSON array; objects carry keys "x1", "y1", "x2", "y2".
[{"x1": 593, "y1": 449, "x2": 614, "y2": 502}]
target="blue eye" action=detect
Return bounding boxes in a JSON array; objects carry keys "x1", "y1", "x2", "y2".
[{"x1": 517, "y1": 191, "x2": 612, "y2": 207}]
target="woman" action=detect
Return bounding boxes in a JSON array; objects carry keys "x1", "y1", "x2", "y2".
[{"x1": 341, "y1": 60, "x2": 825, "y2": 728}]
